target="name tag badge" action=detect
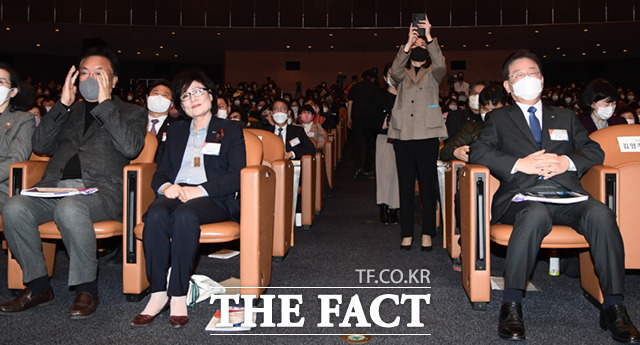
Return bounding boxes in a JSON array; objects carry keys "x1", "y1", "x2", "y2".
[
  {"x1": 202, "y1": 142, "x2": 221, "y2": 156},
  {"x1": 162, "y1": 132, "x2": 167, "y2": 142},
  {"x1": 289, "y1": 137, "x2": 301, "y2": 147},
  {"x1": 549, "y1": 129, "x2": 569, "y2": 141}
]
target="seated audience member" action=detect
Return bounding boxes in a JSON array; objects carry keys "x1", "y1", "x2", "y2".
[
  {"x1": 297, "y1": 104, "x2": 327, "y2": 151},
  {"x1": 131, "y1": 70, "x2": 246, "y2": 328},
  {"x1": 228, "y1": 106, "x2": 254, "y2": 128},
  {"x1": 305, "y1": 98, "x2": 336, "y2": 130},
  {"x1": 0, "y1": 63, "x2": 36, "y2": 208},
  {"x1": 577, "y1": 79, "x2": 626, "y2": 134},
  {"x1": 146, "y1": 79, "x2": 177, "y2": 162},
  {"x1": 440, "y1": 84, "x2": 506, "y2": 162},
  {"x1": 267, "y1": 100, "x2": 315, "y2": 160},
  {"x1": 28, "y1": 105, "x2": 45, "y2": 127},
  {"x1": 0, "y1": 48, "x2": 147, "y2": 318},
  {"x1": 216, "y1": 96, "x2": 230, "y2": 119},
  {"x1": 445, "y1": 80, "x2": 487, "y2": 143},
  {"x1": 469, "y1": 50, "x2": 639, "y2": 342},
  {"x1": 615, "y1": 103, "x2": 638, "y2": 124}
]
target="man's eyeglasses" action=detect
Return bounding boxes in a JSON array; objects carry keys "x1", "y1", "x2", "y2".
[
  {"x1": 180, "y1": 87, "x2": 209, "y2": 101},
  {"x1": 509, "y1": 70, "x2": 541, "y2": 82},
  {"x1": 79, "y1": 70, "x2": 111, "y2": 78}
]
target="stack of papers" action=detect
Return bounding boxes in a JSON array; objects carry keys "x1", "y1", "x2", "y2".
[
  {"x1": 20, "y1": 187, "x2": 99, "y2": 198},
  {"x1": 512, "y1": 190, "x2": 587, "y2": 204},
  {"x1": 208, "y1": 249, "x2": 240, "y2": 259}
]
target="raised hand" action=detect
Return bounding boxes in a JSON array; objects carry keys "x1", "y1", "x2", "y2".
[{"x1": 60, "y1": 65, "x2": 79, "y2": 107}]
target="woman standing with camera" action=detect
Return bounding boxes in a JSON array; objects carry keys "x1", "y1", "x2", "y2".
[{"x1": 387, "y1": 14, "x2": 447, "y2": 251}]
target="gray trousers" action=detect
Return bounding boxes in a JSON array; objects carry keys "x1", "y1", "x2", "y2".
[{"x1": 2, "y1": 180, "x2": 112, "y2": 286}]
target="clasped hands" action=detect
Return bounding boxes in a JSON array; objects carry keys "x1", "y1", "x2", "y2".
[
  {"x1": 162, "y1": 184, "x2": 204, "y2": 203},
  {"x1": 515, "y1": 149, "x2": 570, "y2": 179}
]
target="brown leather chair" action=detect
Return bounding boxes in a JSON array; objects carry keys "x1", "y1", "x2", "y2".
[
  {"x1": 459, "y1": 164, "x2": 604, "y2": 310},
  {"x1": 7, "y1": 132, "x2": 158, "y2": 290},
  {"x1": 324, "y1": 134, "x2": 335, "y2": 190},
  {"x1": 123, "y1": 129, "x2": 276, "y2": 300},
  {"x1": 586, "y1": 124, "x2": 640, "y2": 270},
  {"x1": 300, "y1": 153, "x2": 316, "y2": 229},
  {"x1": 443, "y1": 160, "x2": 466, "y2": 261},
  {"x1": 245, "y1": 128, "x2": 294, "y2": 260}
]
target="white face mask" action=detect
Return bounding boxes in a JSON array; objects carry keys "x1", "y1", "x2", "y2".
[
  {"x1": 468, "y1": 94, "x2": 480, "y2": 111},
  {"x1": 273, "y1": 111, "x2": 289, "y2": 125},
  {"x1": 291, "y1": 106, "x2": 299, "y2": 114},
  {"x1": 564, "y1": 97, "x2": 572, "y2": 104},
  {"x1": 551, "y1": 95, "x2": 559, "y2": 101},
  {"x1": 44, "y1": 106, "x2": 52, "y2": 112},
  {"x1": 322, "y1": 107, "x2": 329, "y2": 113},
  {"x1": 216, "y1": 108, "x2": 228, "y2": 119},
  {"x1": 448, "y1": 104, "x2": 458, "y2": 111},
  {"x1": 147, "y1": 95, "x2": 172, "y2": 113},
  {"x1": 0, "y1": 86, "x2": 12, "y2": 105},
  {"x1": 626, "y1": 118, "x2": 635, "y2": 125},
  {"x1": 628, "y1": 95, "x2": 636, "y2": 101},
  {"x1": 594, "y1": 105, "x2": 615, "y2": 120},
  {"x1": 511, "y1": 76, "x2": 543, "y2": 101}
]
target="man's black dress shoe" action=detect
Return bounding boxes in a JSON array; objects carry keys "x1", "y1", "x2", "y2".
[
  {"x1": 600, "y1": 305, "x2": 640, "y2": 343},
  {"x1": 498, "y1": 302, "x2": 526, "y2": 341},
  {"x1": 0, "y1": 287, "x2": 54, "y2": 314},
  {"x1": 69, "y1": 292, "x2": 99, "y2": 319}
]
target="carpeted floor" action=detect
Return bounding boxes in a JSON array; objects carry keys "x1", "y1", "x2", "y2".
[{"x1": 0, "y1": 144, "x2": 638, "y2": 345}]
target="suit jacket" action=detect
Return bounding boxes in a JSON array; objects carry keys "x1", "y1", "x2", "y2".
[
  {"x1": 577, "y1": 113, "x2": 627, "y2": 134},
  {"x1": 469, "y1": 104, "x2": 604, "y2": 224},
  {"x1": 152, "y1": 115, "x2": 180, "y2": 162},
  {"x1": 387, "y1": 38, "x2": 447, "y2": 141},
  {"x1": 33, "y1": 97, "x2": 147, "y2": 220},
  {"x1": 439, "y1": 121, "x2": 483, "y2": 162},
  {"x1": 445, "y1": 108, "x2": 482, "y2": 144},
  {"x1": 152, "y1": 117, "x2": 246, "y2": 222},
  {"x1": 267, "y1": 124, "x2": 316, "y2": 159},
  {"x1": 0, "y1": 109, "x2": 36, "y2": 196}
]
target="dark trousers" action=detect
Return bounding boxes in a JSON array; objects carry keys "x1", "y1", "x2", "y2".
[
  {"x1": 142, "y1": 195, "x2": 231, "y2": 296},
  {"x1": 351, "y1": 118, "x2": 376, "y2": 171},
  {"x1": 393, "y1": 138, "x2": 440, "y2": 238},
  {"x1": 500, "y1": 198, "x2": 625, "y2": 294}
]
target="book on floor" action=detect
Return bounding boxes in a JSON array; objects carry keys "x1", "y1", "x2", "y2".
[{"x1": 206, "y1": 307, "x2": 256, "y2": 332}]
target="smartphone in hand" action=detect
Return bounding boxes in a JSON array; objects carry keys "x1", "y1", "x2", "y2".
[{"x1": 412, "y1": 13, "x2": 426, "y2": 37}]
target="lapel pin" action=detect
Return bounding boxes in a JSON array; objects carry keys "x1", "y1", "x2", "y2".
[{"x1": 5, "y1": 122, "x2": 10, "y2": 126}]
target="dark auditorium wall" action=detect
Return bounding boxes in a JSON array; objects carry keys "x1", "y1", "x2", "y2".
[{"x1": 225, "y1": 49, "x2": 512, "y2": 94}]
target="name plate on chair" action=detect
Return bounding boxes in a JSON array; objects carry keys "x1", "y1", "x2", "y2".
[{"x1": 617, "y1": 136, "x2": 640, "y2": 152}]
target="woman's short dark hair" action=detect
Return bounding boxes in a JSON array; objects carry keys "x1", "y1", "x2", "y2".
[
  {"x1": 502, "y1": 50, "x2": 542, "y2": 81},
  {"x1": 479, "y1": 85, "x2": 507, "y2": 107},
  {"x1": 579, "y1": 78, "x2": 617, "y2": 113},
  {"x1": 300, "y1": 104, "x2": 316, "y2": 115},
  {"x1": 148, "y1": 79, "x2": 172, "y2": 96},
  {"x1": 171, "y1": 69, "x2": 217, "y2": 117}
]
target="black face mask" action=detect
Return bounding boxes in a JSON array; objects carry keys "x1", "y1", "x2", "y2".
[{"x1": 410, "y1": 47, "x2": 428, "y2": 62}]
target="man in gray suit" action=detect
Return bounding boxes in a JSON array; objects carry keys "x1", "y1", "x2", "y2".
[{"x1": 0, "y1": 48, "x2": 147, "y2": 319}]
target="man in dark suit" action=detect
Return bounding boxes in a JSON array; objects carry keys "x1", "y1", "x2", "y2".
[
  {"x1": 469, "y1": 50, "x2": 639, "y2": 343},
  {"x1": 0, "y1": 48, "x2": 147, "y2": 319},
  {"x1": 268, "y1": 100, "x2": 316, "y2": 160},
  {"x1": 444, "y1": 80, "x2": 486, "y2": 144},
  {"x1": 146, "y1": 79, "x2": 179, "y2": 162}
]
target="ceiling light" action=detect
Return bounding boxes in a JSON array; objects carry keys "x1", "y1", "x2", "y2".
[
  {"x1": 5, "y1": 27, "x2": 10, "y2": 31},
  {"x1": 286, "y1": 45, "x2": 290, "y2": 49},
  {"x1": 462, "y1": 44, "x2": 467, "y2": 48},
  {"x1": 330, "y1": 45, "x2": 334, "y2": 49},
  {"x1": 596, "y1": 43, "x2": 601, "y2": 47},
  {"x1": 485, "y1": 44, "x2": 490, "y2": 47},
  {"x1": 373, "y1": 33, "x2": 378, "y2": 37},
  {"x1": 54, "y1": 28, "x2": 60, "y2": 32},
  {"x1": 602, "y1": 50, "x2": 607, "y2": 54},
  {"x1": 136, "y1": 51, "x2": 141, "y2": 55},
  {"x1": 556, "y1": 46, "x2": 561, "y2": 50},
  {"x1": 329, "y1": 33, "x2": 334, "y2": 37},
  {"x1": 307, "y1": 45, "x2": 312, "y2": 49},
  {"x1": 155, "y1": 53, "x2": 159, "y2": 56},
  {"x1": 35, "y1": 43, "x2": 41, "y2": 47},
  {"x1": 534, "y1": 30, "x2": 539, "y2": 34},
  {"x1": 623, "y1": 49, "x2": 628, "y2": 53},
  {"x1": 440, "y1": 45, "x2": 444, "y2": 48},
  {"x1": 562, "y1": 53, "x2": 566, "y2": 57},
  {"x1": 171, "y1": 31, "x2": 175, "y2": 35},
  {"x1": 117, "y1": 50, "x2": 122, "y2": 53},
  {"x1": 217, "y1": 32, "x2": 221, "y2": 36},
  {"x1": 582, "y1": 52, "x2": 586, "y2": 56},
  {"x1": 174, "y1": 54, "x2": 178, "y2": 58},
  {"x1": 488, "y1": 31, "x2": 492, "y2": 35},
  {"x1": 159, "y1": 45, "x2": 164, "y2": 49},
  {"x1": 583, "y1": 28, "x2": 588, "y2": 32},
  {"x1": 542, "y1": 55, "x2": 547, "y2": 58}
]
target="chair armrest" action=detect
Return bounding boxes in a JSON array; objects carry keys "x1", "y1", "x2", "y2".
[
  {"x1": 459, "y1": 164, "x2": 492, "y2": 269},
  {"x1": 9, "y1": 161, "x2": 49, "y2": 196},
  {"x1": 581, "y1": 164, "x2": 619, "y2": 214},
  {"x1": 239, "y1": 165, "x2": 276, "y2": 295},
  {"x1": 123, "y1": 162, "x2": 157, "y2": 264}
]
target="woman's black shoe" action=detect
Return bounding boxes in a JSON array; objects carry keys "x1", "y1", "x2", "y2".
[
  {"x1": 388, "y1": 209, "x2": 399, "y2": 224},
  {"x1": 380, "y1": 204, "x2": 389, "y2": 224},
  {"x1": 400, "y1": 244, "x2": 412, "y2": 251},
  {"x1": 421, "y1": 245, "x2": 433, "y2": 252}
]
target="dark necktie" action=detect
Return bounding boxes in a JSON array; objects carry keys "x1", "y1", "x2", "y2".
[
  {"x1": 150, "y1": 119, "x2": 159, "y2": 136},
  {"x1": 528, "y1": 106, "x2": 541, "y2": 147},
  {"x1": 278, "y1": 127, "x2": 284, "y2": 140}
]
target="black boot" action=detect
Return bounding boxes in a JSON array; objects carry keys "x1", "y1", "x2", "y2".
[
  {"x1": 388, "y1": 208, "x2": 399, "y2": 224},
  {"x1": 380, "y1": 204, "x2": 389, "y2": 224}
]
